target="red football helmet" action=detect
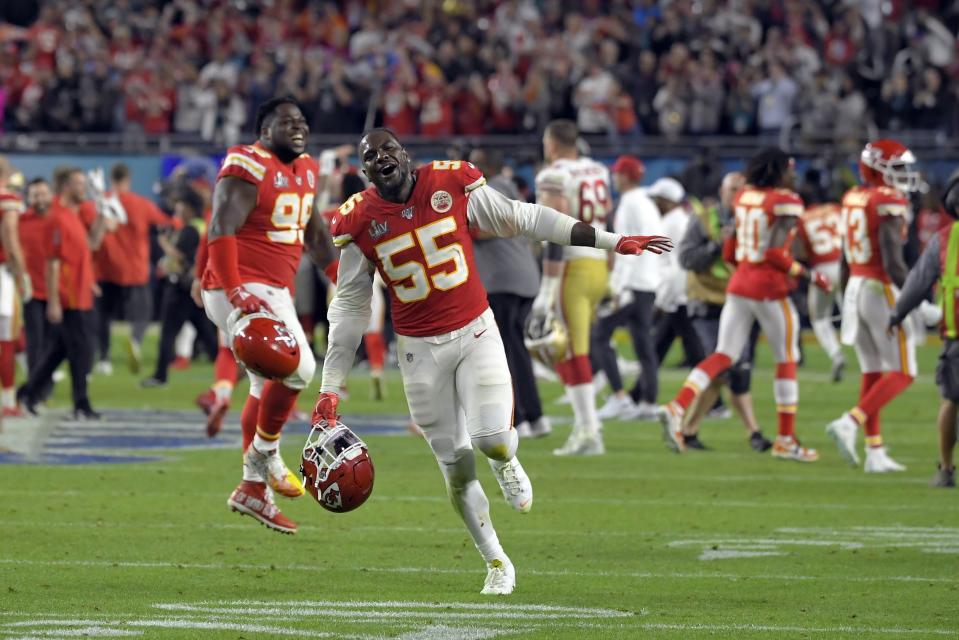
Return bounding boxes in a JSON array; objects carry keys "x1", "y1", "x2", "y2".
[
  {"x1": 227, "y1": 309, "x2": 299, "y2": 380},
  {"x1": 300, "y1": 420, "x2": 374, "y2": 513},
  {"x1": 859, "y1": 139, "x2": 921, "y2": 193}
]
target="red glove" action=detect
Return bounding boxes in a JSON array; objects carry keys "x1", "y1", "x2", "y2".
[
  {"x1": 227, "y1": 286, "x2": 272, "y2": 314},
  {"x1": 811, "y1": 270, "x2": 833, "y2": 292},
  {"x1": 313, "y1": 392, "x2": 339, "y2": 425},
  {"x1": 614, "y1": 235, "x2": 673, "y2": 255}
]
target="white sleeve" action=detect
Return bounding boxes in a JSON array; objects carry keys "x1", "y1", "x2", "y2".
[{"x1": 320, "y1": 243, "x2": 374, "y2": 393}]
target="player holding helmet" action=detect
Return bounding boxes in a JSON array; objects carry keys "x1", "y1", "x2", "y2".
[
  {"x1": 314, "y1": 128, "x2": 671, "y2": 595},
  {"x1": 826, "y1": 139, "x2": 919, "y2": 472},
  {"x1": 202, "y1": 97, "x2": 334, "y2": 534}
]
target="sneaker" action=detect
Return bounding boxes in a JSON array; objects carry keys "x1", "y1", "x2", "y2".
[
  {"x1": 244, "y1": 446, "x2": 306, "y2": 498},
  {"x1": 772, "y1": 436, "x2": 819, "y2": 462},
  {"x1": 227, "y1": 480, "x2": 297, "y2": 534},
  {"x1": 515, "y1": 421, "x2": 532, "y2": 439},
  {"x1": 683, "y1": 434, "x2": 709, "y2": 450},
  {"x1": 830, "y1": 355, "x2": 846, "y2": 383},
  {"x1": 597, "y1": 394, "x2": 634, "y2": 420},
  {"x1": 656, "y1": 404, "x2": 685, "y2": 453},
  {"x1": 864, "y1": 446, "x2": 906, "y2": 473},
  {"x1": 206, "y1": 397, "x2": 229, "y2": 438},
  {"x1": 15, "y1": 388, "x2": 37, "y2": 416},
  {"x1": 528, "y1": 416, "x2": 552, "y2": 438},
  {"x1": 171, "y1": 356, "x2": 191, "y2": 370},
  {"x1": 553, "y1": 431, "x2": 604, "y2": 456},
  {"x1": 126, "y1": 337, "x2": 141, "y2": 374},
  {"x1": 488, "y1": 457, "x2": 532, "y2": 513},
  {"x1": 826, "y1": 414, "x2": 860, "y2": 466},
  {"x1": 591, "y1": 370, "x2": 608, "y2": 394},
  {"x1": 196, "y1": 389, "x2": 216, "y2": 416},
  {"x1": 480, "y1": 558, "x2": 515, "y2": 595},
  {"x1": 95, "y1": 360, "x2": 113, "y2": 376},
  {"x1": 706, "y1": 405, "x2": 732, "y2": 420},
  {"x1": 72, "y1": 405, "x2": 102, "y2": 421},
  {"x1": 929, "y1": 464, "x2": 956, "y2": 488},
  {"x1": 749, "y1": 431, "x2": 772, "y2": 453},
  {"x1": 140, "y1": 377, "x2": 166, "y2": 388},
  {"x1": 624, "y1": 401, "x2": 658, "y2": 420},
  {"x1": 370, "y1": 374, "x2": 386, "y2": 401}
]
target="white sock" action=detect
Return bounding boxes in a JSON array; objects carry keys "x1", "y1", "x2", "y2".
[
  {"x1": 213, "y1": 383, "x2": 233, "y2": 402},
  {"x1": 242, "y1": 458, "x2": 264, "y2": 482},
  {"x1": 440, "y1": 453, "x2": 504, "y2": 563},
  {"x1": 2, "y1": 388, "x2": 14, "y2": 409},
  {"x1": 175, "y1": 323, "x2": 197, "y2": 359},
  {"x1": 252, "y1": 433, "x2": 279, "y2": 453},
  {"x1": 812, "y1": 317, "x2": 842, "y2": 361},
  {"x1": 567, "y1": 383, "x2": 600, "y2": 436}
]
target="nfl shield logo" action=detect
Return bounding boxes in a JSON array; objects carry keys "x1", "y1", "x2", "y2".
[
  {"x1": 307, "y1": 170, "x2": 315, "y2": 189},
  {"x1": 406, "y1": 353, "x2": 414, "y2": 363},
  {"x1": 401, "y1": 207, "x2": 414, "y2": 220},
  {"x1": 274, "y1": 173, "x2": 288, "y2": 188}
]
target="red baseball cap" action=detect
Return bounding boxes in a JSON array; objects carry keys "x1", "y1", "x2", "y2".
[{"x1": 611, "y1": 155, "x2": 645, "y2": 182}]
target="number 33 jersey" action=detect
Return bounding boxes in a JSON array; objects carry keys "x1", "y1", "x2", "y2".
[
  {"x1": 535, "y1": 157, "x2": 611, "y2": 260},
  {"x1": 728, "y1": 186, "x2": 804, "y2": 300},
  {"x1": 203, "y1": 142, "x2": 318, "y2": 291},
  {"x1": 330, "y1": 161, "x2": 490, "y2": 337},
  {"x1": 839, "y1": 185, "x2": 908, "y2": 283}
]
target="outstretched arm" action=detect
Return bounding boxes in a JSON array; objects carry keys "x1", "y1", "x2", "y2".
[{"x1": 319, "y1": 243, "x2": 374, "y2": 395}]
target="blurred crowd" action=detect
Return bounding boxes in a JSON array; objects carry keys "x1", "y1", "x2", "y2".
[{"x1": 1, "y1": 0, "x2": 958, "y2": 144}]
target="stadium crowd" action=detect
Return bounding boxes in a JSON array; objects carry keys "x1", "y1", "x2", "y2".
[{"x1": 1, "y1": 0, "x2": 957, "y2": 142}]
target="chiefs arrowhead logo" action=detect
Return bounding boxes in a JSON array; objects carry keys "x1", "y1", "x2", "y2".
[{"x1": 321, "y1": 482, "x2": 342, "y2": 509}]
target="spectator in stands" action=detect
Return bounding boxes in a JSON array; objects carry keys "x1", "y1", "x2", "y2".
[
  {"x1": 574, "y1": 58, "x2": 616, "y2": 135},
  {"x1": 94, "y1": 163, "x2": 174, "y2": 377},
  {"x1": 751, "y1": 62, "x2": 798, "y2": 136}
]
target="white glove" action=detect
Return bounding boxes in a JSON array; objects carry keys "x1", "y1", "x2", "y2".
[
  {"x1": 527, "y1": 274, "x2": 561, "y2": 339},
  {"x1": 318, "y1": 149, "x2": 337, "y2": 177},
  {"x1": 918, "y1": 299, "x2": 943, "y2": 327},
  {"x1": 101, "y1": 193, "x2": 128, "y2": 225},
  {"x1": 86, "y1": 168, "x2": 106, "y2": 199}
]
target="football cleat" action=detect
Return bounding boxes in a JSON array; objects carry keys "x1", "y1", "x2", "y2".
[
  {"x1": 772, "y1": 436, "x2": 819, "y2": 462},
  {"x1": 301, "y1": 419, "x2": 374, "y2": 513},
  {"x1": 553, "y1": 431, "x2": 604, "y2": 456},
  {"x1": 488, "y1": 457, "x2": 532, "y2": 513},
  {"x1": 206, "y1": 397, "x2": 230, "y2": 438},
  {"x1": 826, "y1": 414, "x2": 860, "y2": 466},
  {"x1": 227, "y1": 309, "x2": 300, "y2": 380},
  {"x1": 195, "y1": 389, "x2": 216, "y2": 415},
  {"x1": 481, "y1": 558, "x2": 515, "y2": 596},
  {"x1": 830, "y1": 355, "x2": 846, "y2": 383},
  {"x1": 656, "y1": 405, "x2": 685, "y2": 453},
  {"x1": 245, "y1": 446, "x2": 306, "y2": 498},
  {"x1": 864, "y1": 446, "x2": 906, "y2": 473},
  {"x1": 227, "y1": 480, "x2": 297, "y2": 534}
]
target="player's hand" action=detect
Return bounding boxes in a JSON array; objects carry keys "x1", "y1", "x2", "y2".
[
  {"x1": 18, "y1": 276, "x2": 32, "y2": 303},
  {"x1": 886, "y1": 314, "x2": 901, "y2": 337},
  {"x1": 615, "y1": 235, "x2": 674, "y2": 255},
  {"x1": 313, "y1": 392, "x2": 339, "y2": 426},
  {"x1": 47, "y1": 302, "x2": 63, "y2": 325},
  {"x1": 190, "y1": 280, "x2": 204, "y2": 307},
  {"x1": 811, "y1": 271, "x2": 833, "y2": 292},
  {"x1": 227, "y1": 286, "x2": 272, "y2": 314}
]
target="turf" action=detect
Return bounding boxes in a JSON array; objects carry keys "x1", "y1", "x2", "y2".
[{"x1": 0, "y1": 329, "x2": 956, "y2": 639}]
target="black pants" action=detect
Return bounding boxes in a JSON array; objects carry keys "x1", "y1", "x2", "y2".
[
  {"x1": 487, "y1": 293, "x2": 543, "y2": 424},
  {"x1": 19, "y1": 309, "x2": 95, "y2": 409},
  {"x1": 22, "y1": 298, "x2": 54, "y2": 401},
  {"x1": 654, "y1": 305, "x2": 705, "y2": 369},
  {"x1": 96, "y1": 282, "x2": 152, "y2": 361},
  {"x1": 152, "y1": 282, "x2": 218, "y2": 382},
  {"x1": 590, "y1": 289, "x2": 658, "y2": 403}
]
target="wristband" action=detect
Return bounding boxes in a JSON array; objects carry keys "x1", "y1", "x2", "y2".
[{"x1": 207, "y1": 235, "x2": 242, "y2": 290}]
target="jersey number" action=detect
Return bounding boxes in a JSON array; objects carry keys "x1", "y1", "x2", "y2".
[
  {"x1": 578, "y1": 179, "x2": 611, "y2": 224},
  {"x1": 841, "y1": 206, "x2": 871, "y2": 264},
  {"x1": 269, "y1": 193, "x2": 314, "y2": 244},
  {"x1": 805, "y1": 216, "x2": 841, "y2": 255},
  {"x1": 375, "y1": 217, "x2": 468, "y2": 303},
  {"x1": 734, "y1": 206, "x2": 768, "y2": 262}
]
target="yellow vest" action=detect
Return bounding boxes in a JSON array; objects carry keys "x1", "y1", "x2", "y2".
[{"x1": 685, "y1": 197, "x2": 731, "y2": 306}]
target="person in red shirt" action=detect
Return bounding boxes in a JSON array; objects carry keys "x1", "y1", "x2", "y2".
[
  {"x1": 93, "y1": 163, "x2": 175, "y2": 376},
  {"x1": 17, "y1": 167, "x2": 107, "y2": 419},
  {"x1": 0, "y1": 156, "x2": 30, "y2": 416},
  {"x1": 19, "y1": 177, "x2": 55, "y2": 402}
]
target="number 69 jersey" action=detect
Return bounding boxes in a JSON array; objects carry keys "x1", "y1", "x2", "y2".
[
  {"x1": 534, "y1": 157, "x2": 611, "y2": 260},
  {"x1": 840, "y1": 185, "x2": 908, "y2": 283},
  {"x1": 727, "y1": 186, "x2": 804, "y2": 300},
  {"x1": 202, "y1": 142, "x2": 318, "y2": 291},
  {"x1": 329, "y1": 161, "x2": 490, "y2": 337}
]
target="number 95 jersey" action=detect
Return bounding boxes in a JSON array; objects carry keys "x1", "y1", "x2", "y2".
[
  {"x1": 535, "y1": 157, "x2": 611, "y2": 260},
  {"x1": 203, "y1": 142, "x2": 318, "y2": 291},
  {"x1": 329, "y1": 161, "x2": 490, "y2": 337}
]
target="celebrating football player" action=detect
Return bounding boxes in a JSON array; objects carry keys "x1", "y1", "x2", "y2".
[
  {"x1": 657, "y1": 148, "x2": 829, "y2": 461},
  {"x1": 825, "y1": 140, "x2": 919, "y2": 472},
  {"x1": 202, "y1": 97, "x2": 334, "y2": 534},
  {"x1": 314, "y1": 128, "x2": 671, "y2": 595}
]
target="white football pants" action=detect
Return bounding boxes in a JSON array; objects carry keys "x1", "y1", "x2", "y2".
[
  {"x1": 841, "y1": 276, "x2": 917, "y2": 375},
  {"x1": 717, "y1": 294, "x2": 800, "y2": 364}
]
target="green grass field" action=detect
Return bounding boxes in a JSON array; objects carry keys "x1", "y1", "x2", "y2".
[{"x1": 0, "y1": 329, "x2": 956, "y2": 639}]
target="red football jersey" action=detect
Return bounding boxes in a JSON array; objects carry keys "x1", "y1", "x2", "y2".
[
  {"x1": 0, "y1": 189, "x2": 25, "y2": 265},
  {"x1": 727, "y1": 186, "x2": 804, "y2": 300},
  {"x1": 798, "y1": 203, "x2": 842, "y2": 266},
  {"x1": 840, "y1": 185, "x2": 908, "y2": 283},
  {"x1": 202, "y1": 142, "x2": 318, "y2": 291},
  {"x1": 330, "y1": 161, "x2": 489, "y2": 337}
]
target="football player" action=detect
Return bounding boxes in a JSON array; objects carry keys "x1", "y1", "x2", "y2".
[
  {"x1": 314, "y1": 128, "x2": 671, "y2": 595},
  {"x1": 0, "y1": 157, "x2": 30, "y2": 417},
  {"x1": 825, "y1": 140, "x2": 919, "y2": 472},
  {"x1": 657, "y1": 148, "x2": 830, "y2": 461},
  {"x1": 201, "y1": 97, "x2": 334, "y2": 534},
  {"x1": 796, "y1": 197, "x2": 846, "y2": 381},
  {"x1": 529, "y1": 120, "x2": 614, "y2": 456}
]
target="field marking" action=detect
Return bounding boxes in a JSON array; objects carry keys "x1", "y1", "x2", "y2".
[
  {"x1": 638, "y1": 622, "x2": 956, "y2": 636},
  {"x1": 0, "y1": 557, "x2": 955, "y2": 584}
]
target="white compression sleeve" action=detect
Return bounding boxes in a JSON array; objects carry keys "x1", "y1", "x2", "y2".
[
  {"x1": 320, "y1": 243, "x2": 374, "y2": 393},
  {"x1": 467, "y1": 185, "x2": 577, "y2": 243}
]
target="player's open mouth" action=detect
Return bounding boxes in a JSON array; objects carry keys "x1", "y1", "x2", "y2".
[
  {"x1": 291, "y1": 135, "x2": 304, "y2": 144},
  {"x1": 379, "y1": 164, "x2": 397, "y2": 177}
]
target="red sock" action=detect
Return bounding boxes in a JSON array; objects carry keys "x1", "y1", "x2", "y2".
[
  {"x1": 0, "y1": 341, "x2": 14, "y2": 389},
  {"x1": 774, "y1": 362, "x2": 798, "y2": 438},
  {"x1": 240, "y1": 394, "x2": 260, "y2": 452},
  {"x1": 298, "y1": 314, "x2": 315, "y2": 349},
  {"x1": 673, "y1": 353, "x2": 732, "y2": 413},
  {"x1": 255, "y1": 381, "x2": 300, "y2": 441},
  {"x1": 364, "y1": 332, "x2": 385, "y2": 373},
  {"x1": 858, "y1": 372, "x2": 882, "y2": 444},
  {"x1": 214, "y1": 347, "x2": 238, "y2": 384},
  {"x1": 852, "y1": 372, "x2": 912, "y2": 448},
  {"x1": 556, "y1": 355, "x2": 592, "y2": 386}
]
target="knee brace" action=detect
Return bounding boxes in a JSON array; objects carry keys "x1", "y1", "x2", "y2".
[{"x1": 472, "y1": 429, "x2": 518, "y2": 462}]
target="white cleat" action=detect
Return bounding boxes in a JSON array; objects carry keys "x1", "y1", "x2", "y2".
[
  {"x1": 864, "y1": 446, "x2": 906, "y2": 473},
  {"x1": 656, "y1": 405, "x2": 685, "y2": 453},
  {"x1": 481, "y1": 558, "x2": 516, "y2": 595},
  {"x1": 826, "y1": 414, "x2": 860, "y2": 466},
  {"x1": 553, "y1": 431, "x2": 604, "y2": 456},
  {"x1": 489, "y1": 457, "x2": 533, "y2": 513},
  {"x1": 597, "y1": 394, "x2": 635, "y2": 420}
]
